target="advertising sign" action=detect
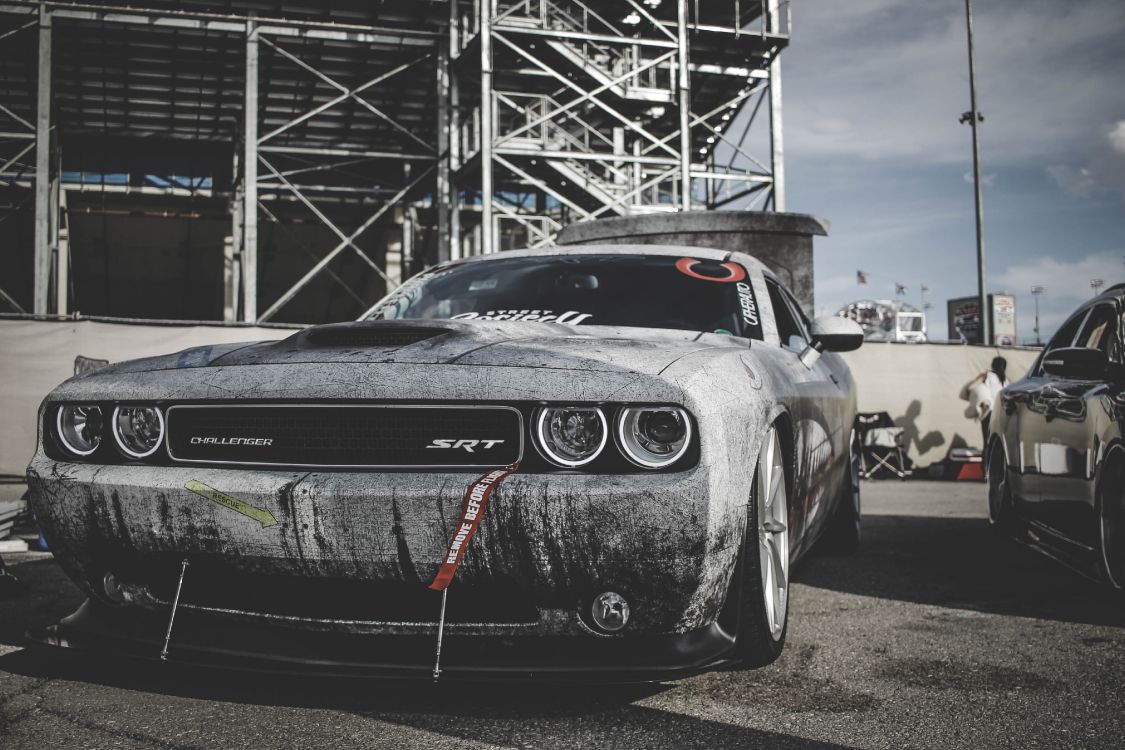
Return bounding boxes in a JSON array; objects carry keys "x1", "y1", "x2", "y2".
[
  {"x1": 991, "y1": 294, "x2": 1017, "y2": 346},
  {"x1": 947, "y1": 294, "x2": 1017, "y2": 345},
  {"x1": 947, "y1": 296, "x2": 982, "y2": 343}
]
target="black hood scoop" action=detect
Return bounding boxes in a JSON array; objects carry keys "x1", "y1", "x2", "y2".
[{"x1": 300, "y1": 323, "x2": 451, "y2": 349}]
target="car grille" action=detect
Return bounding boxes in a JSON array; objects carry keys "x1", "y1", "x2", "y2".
[
  {"x1": 165, "y1": 404, "x2": 523, "y2": 468},
  {"x1": 142, "y1": 559, "x2": 539, "y2": 625}
]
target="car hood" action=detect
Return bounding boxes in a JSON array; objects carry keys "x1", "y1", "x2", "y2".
[{"x1": 89, "y1": 319, "x2": 744, "y2": 378}]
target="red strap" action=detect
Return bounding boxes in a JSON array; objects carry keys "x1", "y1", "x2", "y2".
[{"x1": 428, "y1": 464, "x2": 519, "y2": 591}]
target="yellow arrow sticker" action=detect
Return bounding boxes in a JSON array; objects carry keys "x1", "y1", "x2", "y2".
[{"x1": 185, "y1": 480, "x2": 278, "y2": 528}]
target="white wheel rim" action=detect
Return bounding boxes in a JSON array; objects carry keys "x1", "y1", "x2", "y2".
[{"x1": 757, "y1": 426, "x2": 789, "y2": 641}]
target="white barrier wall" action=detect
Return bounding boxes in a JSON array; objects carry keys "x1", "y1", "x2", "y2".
[
  {"x1": 0, "y1": 319, "x2": 292, "y2": 475},
  {"x1": 0, "y1": 320, "x2": 1040, "y2": 475},
  {"x1": 840, "y1": 341, "x2": 1041, "y2": 469}
]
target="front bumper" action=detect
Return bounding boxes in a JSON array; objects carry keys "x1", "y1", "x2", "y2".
[
  {"x1": 27, "y1": 456, "x2": 744, "y2": 668},
  {"x1": 30, "y1": 600, "x2": 739, "y2": 682}
]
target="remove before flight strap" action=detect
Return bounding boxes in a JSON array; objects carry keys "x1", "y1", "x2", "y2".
[
  {"x1": 430, "y1": 463, "x2": 520, "y2": 591},
  {"x1": 429, "y1": 462, "x2": 520, "y2": 681}
]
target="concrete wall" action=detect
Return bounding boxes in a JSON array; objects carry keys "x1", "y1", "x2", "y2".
[
  {"x1": 840, "y1": 341, "x2": 1041, "y2": 469},
  {"x1": 556, "y1": 212, "x2": 828, "y2": 315}
]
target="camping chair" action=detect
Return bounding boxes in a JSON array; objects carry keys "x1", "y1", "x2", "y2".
[{"x1": 854, "y1": 412, "x2": 910, "y2": 480}]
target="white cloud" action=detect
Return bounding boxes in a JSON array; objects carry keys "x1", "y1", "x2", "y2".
[
  {"x1": 993, "y1": 252, "x2": 1124, "y2": 340},
  {"x1": 1109, "y1": 121, "x2": 1125, "y2": 154},
  {"x1": 962, "y1": 171, "x2": 996, "y2": 187},
  {"x1": 993, "y1": 252, "x2": 1123, "y2": 303},
  {"x1": 785, "y1": 0, "x2": 1125, "y2": 166},
  {"x1": 1047, "y1": 164, "x2": 1099, "y2": 197},
  {"x1": 1047, "y1": 120, "x2": 1125, "y2": 199}
]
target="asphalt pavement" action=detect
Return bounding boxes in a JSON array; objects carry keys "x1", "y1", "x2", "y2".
[{"x1": 1, "y1": 480, "x2": 1123, "y2": 749}]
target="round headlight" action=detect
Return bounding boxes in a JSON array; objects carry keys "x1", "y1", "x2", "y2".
[
  {"x1": 112, "y1": 406, "x2": 165, "y2": 459},
  {"x1": 535, "y1": 406, "x2": 607, "y2": 467},
  {"x1": 56, "y1": 405, "x2": 103, "y2": 457},
  {"x1": 617, "y1": 406, "x2": 692, "y2": 468}
]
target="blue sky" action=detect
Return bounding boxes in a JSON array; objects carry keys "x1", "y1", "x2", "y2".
[{"x1": 783, "y1": 0, "x2": 1125, "y2": 343}]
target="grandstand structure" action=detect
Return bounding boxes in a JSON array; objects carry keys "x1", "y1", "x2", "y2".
[{"x1": 0, "y1": 0, "x2": 790, "y2": 323}]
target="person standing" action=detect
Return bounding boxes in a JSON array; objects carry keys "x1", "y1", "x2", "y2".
[{"x1": 961, "y1": 356, "x2": 1008, "y2": 447}]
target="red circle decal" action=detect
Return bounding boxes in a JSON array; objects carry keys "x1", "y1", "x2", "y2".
[{"x1": 675, "y1": 257, "x2": 747, "y2": 283}]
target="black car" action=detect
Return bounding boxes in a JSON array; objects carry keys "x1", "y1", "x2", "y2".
[{"x1": 987, "y1": 284, "x2": 1125, "y2": 588}]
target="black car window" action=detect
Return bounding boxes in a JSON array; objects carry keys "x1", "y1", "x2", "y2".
[
  {"x1": 780, "y1": 285, "x2": 811, "y2": 340},
  {"x1": 766, "y1": 279, "x2": 806, "y2": 350},
  {"x1": 1076, "y1": 303, "x2": 1119, "y2": 360},
  {"x1": 1046, "y1": 309, "x2": 1087, "y2": 352},
  {"x1": 365, "y1": 254, "x2": 765, "y2": 339},
  {"x1": 1037, "y1": 308, "x2": 1090, "y2": 375}
]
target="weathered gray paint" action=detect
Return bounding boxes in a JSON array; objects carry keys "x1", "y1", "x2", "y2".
[{"x1": 26, "y1": 245, "x2": 856, "y2": 650}]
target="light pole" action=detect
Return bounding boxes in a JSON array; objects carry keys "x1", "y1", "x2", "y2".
[
  {"x1": 1091, "y1": 278, "x2": 1106, "y2": 297},
  {"x1": 1031, "y1": 285, "x2": 1045, "y2": 345},
  {"x1": 961, "y1": 0, "x2": 989, "y2": 345}
]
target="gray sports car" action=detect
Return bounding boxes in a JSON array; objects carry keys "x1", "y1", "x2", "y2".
[{"x1": 26, "y1": 244, "x2": 864, "y2": 680}]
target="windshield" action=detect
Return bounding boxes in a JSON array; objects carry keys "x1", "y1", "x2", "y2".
[
  {"x1": 365, "y1": 254, "x2": 764, "y2": 339},
  {"x1": 898, "y1": 313, "x2": 924, "y2": 332}
]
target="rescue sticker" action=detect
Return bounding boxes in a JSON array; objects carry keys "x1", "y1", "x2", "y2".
[{"x1": 185, "y1": 479, "x2": 278, "y2": 528}]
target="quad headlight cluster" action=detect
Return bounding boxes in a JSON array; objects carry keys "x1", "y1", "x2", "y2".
[
  {"x1": 51, "y1": 401, "x2": 692, "y2": 470},
  {"x1": 532, "y1": 405, "x2": 693, "y2": 470},
  {"x1": 53, "y1": 404, "x2": 165, "y2": 460}
]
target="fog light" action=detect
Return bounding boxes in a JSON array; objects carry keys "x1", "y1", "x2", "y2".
[
  {"x1": 102, "y1": 572, "x2": 126, "y2": 604},
  {"x1": 590, "y1": 591, "x2": 630, "y2": 633}
]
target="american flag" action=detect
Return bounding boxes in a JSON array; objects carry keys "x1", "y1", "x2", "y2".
[{"x1": 856, "y1": 270, "x2": 868, "y2": 284}]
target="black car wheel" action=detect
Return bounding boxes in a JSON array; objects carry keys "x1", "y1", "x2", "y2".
[
  {"x1": 818, "y1": 429, "x2": 862, "y2": 554},
  {"x1": 1097, "y1": 447, "x2": 1125, "y2": 590},
  {"x1": 987, "y1": 439, "x2": 1015, "y2": 537},
  {"x1": 733, "y1": 423, "x2": 789, "y2": 668}
]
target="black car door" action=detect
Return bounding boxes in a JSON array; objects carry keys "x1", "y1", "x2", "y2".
[
  {"x1": 1034, "y1": 301, "x2": 1121, "y2": 546},
  {"x1": 1005, "y1": 307, "x2": 1089, "y2": 518}
]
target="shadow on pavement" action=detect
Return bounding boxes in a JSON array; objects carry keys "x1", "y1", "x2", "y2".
[
  {"x1": 795, "y1": 511, "x2": 1125, "y2": 627},
  {"x1": 0, "y1": 557, "x2": 858, "y2": 749}
]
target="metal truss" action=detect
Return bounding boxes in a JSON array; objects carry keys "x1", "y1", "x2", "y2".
[
  {"x1": 242, "y1": 27, "x2": 437, "y2": 322},
  {"x1": 445, "y1": 0, "x2": 790, "y2": 254},
  {"x1": 0, "y1": 5, "x2": 36, "y2": 312},
  {"x1": 3, "y1": 0, "x2": 789, "y2": 322}
]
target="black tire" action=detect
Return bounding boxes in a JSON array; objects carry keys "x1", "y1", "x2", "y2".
[
  {"x1": 819, "y1": 430, "x2": 862, "y2": 554},
  {"x1": 732, "y1": 424, "x2": 789, "y2": 668},
  {"x1": 1096, "y1": 447, "x2": 1125, "y2": 591},
  {"x1": 987, "y1": 439, "x2": 1015, "y2": 538}
]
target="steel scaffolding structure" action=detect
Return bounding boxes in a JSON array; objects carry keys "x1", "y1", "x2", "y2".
[{"x1": 0, "y1": 0, "x2": 789, "y2": 324}]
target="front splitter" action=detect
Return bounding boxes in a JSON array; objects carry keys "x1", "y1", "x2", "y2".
[{"x1": 26, "y1": 600, "x2": 740, "y2": 683}]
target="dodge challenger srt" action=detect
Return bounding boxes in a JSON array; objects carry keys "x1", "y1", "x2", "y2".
[{"x1": 26, "y1": 244, "x2": 864, "y2": 680}]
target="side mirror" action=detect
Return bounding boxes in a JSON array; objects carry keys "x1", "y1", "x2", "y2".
[
  {"x1": 810, "y1": 316, "x2": 864, "y2": 353},
  {"x1": 1041, "y1": 347, "x2": 1109, "y2": 380}
]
